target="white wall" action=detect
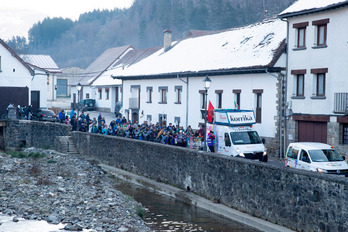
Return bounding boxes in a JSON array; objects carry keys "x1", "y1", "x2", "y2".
[
  {"x1": 31, "y1": 72, "x2": 48, "y2": 108},
  {"x1": 286, "y1": 7, "x2": 348, "y2": 115},
  {"x1": 0, "y1": 44, "x2": 42, "y2": 107},
  {"x1": 0, "y1": 45, "x2": 32, "y2": 88},
  {"x1": 123, "y1": 78, "x2": 188, "y2": 126},
  {"x1": 92, "y1": 86, "x2": 122, "y2": 112},
  {"x1": 71, "y1": 86, "x2": 94, "y2": 104},
  {"x1": 122, "y1": 73, "x2": 279, "y2": 138}
]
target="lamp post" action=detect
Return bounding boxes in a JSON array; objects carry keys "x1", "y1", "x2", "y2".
[
  {"x1": 202, "y1": 75, "x2": 211, "y2": 151},
  {"x1": 76, "y1": 82, "x2": 82, "y2": 117}
]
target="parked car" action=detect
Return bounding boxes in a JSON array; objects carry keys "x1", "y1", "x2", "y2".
[
  {"x1": 78, "y1": 99, "x2": 96, "y2": 111},
  {"x1": 31, "y1": 109, "x2": 58, "y2": 122},
  {"x1": 285, "y1": 142, "x2": 348, "y2": 176}
]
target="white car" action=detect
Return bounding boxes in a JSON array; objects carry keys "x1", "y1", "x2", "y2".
[{"x1": 285, "y1": 142, "x2": 348, "y2": 176}]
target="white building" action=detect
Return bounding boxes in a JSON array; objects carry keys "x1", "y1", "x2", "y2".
[
  {"x1": 0, "y1": 39, "x2": 47, "y2": 114},
  {"x1": 112, "y1": 19, "x2": 287, "y2": 156},
  {"x1": 92, "y1": 47, "x2": 160, "y2": 113},
  {"x1": 279, "y1": 0, "x2": 348, "y2": 156},
  {"x1": 20, "y1": 54, "x2": 62, "y2": 102},
  {"x1": 70, "y1": 45, "x2": 133, "y2": 111}
]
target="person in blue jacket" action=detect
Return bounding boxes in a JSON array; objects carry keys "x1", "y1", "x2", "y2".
[{"x1": 207, "y1": 130, "x2": 215, "y2": 152}]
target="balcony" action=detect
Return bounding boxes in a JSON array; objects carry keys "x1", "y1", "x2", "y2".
[
  {"x1": 334, "y1": 93, "x2": 348, "y2": 114},
  {"x1": 129, "y1": 98, "x2": 140, "y2": 109}
]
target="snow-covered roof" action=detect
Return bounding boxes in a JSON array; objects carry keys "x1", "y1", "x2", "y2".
[
  {"x1": 92, "y1": 47, "x2": 161, "y2": 86},
  {"x1": 279, "y1": 0, "x2": 348, "y2": 17},
  {"x1": 113, "y1": 18, "x2": 286, "y2": 79},
  {"x1": 20, "y1": 54, "x2": 61, "y2": 73},
  {"x1": 71, "y1": 45, "x2": 133, "y2": 86}
]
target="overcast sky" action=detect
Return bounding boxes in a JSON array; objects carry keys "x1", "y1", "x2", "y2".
[{"x1": 0, "y1": 0, "x2": 134, "y2": 41}]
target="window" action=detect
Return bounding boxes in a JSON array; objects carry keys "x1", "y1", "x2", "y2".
[
  {"x1": 293, "y1": 22, "x2": 308, "y2": 49},
  {"x1": 311, "y1": 68, "x2": 327, "y2": 98},
  {"x1": 86, "y1": 93, "x2": 90, "y2": 99},
  {"x1": 0, "y1": 56, "x2": 2, "y2": 71},
  {"x1": 174, "y1": 117, "x2": 181, "y2": 125},
  {"x1": 105, "y1": 88, "x2": 109, "y2": 100},
  {"x1": 175, "y1": 86, "x2": 182, "y2": 104},
  {"x1": 147, "y1": 115, "x2": 152, "y2": 123},
  {"x1": 98, "y1": 88, "x2": 102, "y2": 99},
  {"x1": 299, "y1": 150, "x2": 310, "y2": 163},
  {"x1": 253, "y1": 89, "x2": 263, "y2": 123},
  {"x1": 286, "y1": 147, "x2": 299, "y2": 159},
  {"x1": 233, "y1": 89, "x2": 241, "y2": 109},
  {"x1": 291, "y1": 69, "x2": 306, "y2": 98},
  {"x1": 146, "y1": 87, "x2": 153, "y2": 103},
  {"x1": 316, "y1": 74, "x2": 325, "y2": 96},
  {"x1": 296, "y1": 74, "x2": 305, "y2": 97},
  {"x1": 199, "y1": 90, "x2": 207, "y2": 109},
  {"x1": 313, "y1": 18, "x2": 329, "y2": 47},
  {"x1": 130, "y1": 85, "x2": 141, "y2": 109},
  {"x1": 343, "y1": 124, "x2": 348, "y2": 144},
  {"x1": 216, "y1": 90, "x2": 223, "y2": 109},
  {"x1": 158, "y1": 87, "x2": 168, "y2": 104}
]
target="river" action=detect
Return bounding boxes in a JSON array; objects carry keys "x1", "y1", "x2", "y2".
[{"x1": 114, "y1": 177, "x2": 260, "y2": 232}]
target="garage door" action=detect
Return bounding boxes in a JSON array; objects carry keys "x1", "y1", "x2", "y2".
[
  {"x1": 298, "y1": 121, "x2": 327, "y2": 143},
  {"x1": 0, "y1": 87, "x2": 29, "y2": 116}
]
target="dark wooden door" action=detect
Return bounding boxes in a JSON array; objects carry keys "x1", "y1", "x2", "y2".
[
  {"x1": 31, "y1": 91, "x2": 40, "y2": 112},
  {"x1": 298, "y1": 121, "x2": 327, "y2": 143}
]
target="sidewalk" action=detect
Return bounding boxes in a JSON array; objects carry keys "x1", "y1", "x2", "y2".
[{"x1": 48, "y1": 98, "x2": 117, "y2": 123}]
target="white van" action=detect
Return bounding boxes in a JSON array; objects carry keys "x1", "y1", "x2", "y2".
[
  {"x1": 209, "y1": 109, "x2": 267, "y2": 162},
  {"x1": 285, "y1": 142, "x2": 348, "y2": 176}
]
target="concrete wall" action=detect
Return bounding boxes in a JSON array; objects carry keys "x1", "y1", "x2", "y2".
[{"x1": 72, "y1": 131, "x2": 348, "y2": 232}]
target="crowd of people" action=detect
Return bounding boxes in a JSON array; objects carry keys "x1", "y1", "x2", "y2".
[{"x1": 60, "y1": 109, "x2": 215, "y2": 151}]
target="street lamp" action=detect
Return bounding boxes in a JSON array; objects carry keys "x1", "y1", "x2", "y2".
[
  {"x1": 76, "y1": 82, "x2": 82, "y2": 117},
  {"x1": 202, "y1": 75, "x2": 211, "y2": 151}
]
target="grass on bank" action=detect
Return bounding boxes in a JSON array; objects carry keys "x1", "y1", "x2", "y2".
[{"x1": 7, "y1": 151, "x2": 47, "y2": 159}]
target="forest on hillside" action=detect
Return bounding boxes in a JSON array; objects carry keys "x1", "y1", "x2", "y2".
[{"x1": 7, "y1": 0, "x2": 296, "y2": 69}]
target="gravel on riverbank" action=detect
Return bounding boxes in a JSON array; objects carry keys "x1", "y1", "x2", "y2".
[{"x1": 0, "y1": 148, "x2": 151, "y2": 232}]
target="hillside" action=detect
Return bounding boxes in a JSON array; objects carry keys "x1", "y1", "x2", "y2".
[{"x1": 7, "y1": 0, "x2": 296, "y2": 69}]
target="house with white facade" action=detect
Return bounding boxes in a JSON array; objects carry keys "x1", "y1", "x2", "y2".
[
  {"x1": 20, "y1": 54, "x2": 62, "y2": 102},
  {"x1": 279, "y1": 0, "x2": 348, "y2": 156},
  {"x1": 70, "y1": 45, "x2": 133, "y2": 110},
  {"x1": 112, "y1": 19, "x2": 287, "y2": 156},
  {"x1": 92, "y1": 47, "x2": 161, "y2": 112},
  {"x1": 0, "y1": 39, "x2": 47, "y2": 115}
]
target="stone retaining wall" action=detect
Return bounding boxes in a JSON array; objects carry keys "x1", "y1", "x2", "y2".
[
  {"x1": 3, "y1": 121, "x2": 348, "y2": 231},
  {"x1": 3, "y1": 120, "x2": 71, "y2": 150},
  {"x1": 72, "y1": 131, "x2": 348, "y2": 232}
]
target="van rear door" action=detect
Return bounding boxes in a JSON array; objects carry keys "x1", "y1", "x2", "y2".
[{"x1": 285, "y1": 146, "x2": 299, "y2": 168}]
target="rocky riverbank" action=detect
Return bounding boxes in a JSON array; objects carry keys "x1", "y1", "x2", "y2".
[{"x1": 0, "y1": 148, "x2": 151, "y2": 232}]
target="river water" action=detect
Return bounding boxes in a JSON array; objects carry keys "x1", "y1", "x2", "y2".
[
  {"x1": 0, "y1": 178, "x2": 259, "y2": 232},
  {"x1": 114, "y1": 178, "x2": 260, "y2": 232}
]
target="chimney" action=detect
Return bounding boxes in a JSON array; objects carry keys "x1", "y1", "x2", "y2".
[{"x1": 163, "y1": 28, "x2": 172, "y2": 51}]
